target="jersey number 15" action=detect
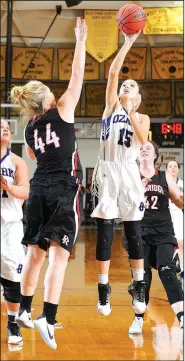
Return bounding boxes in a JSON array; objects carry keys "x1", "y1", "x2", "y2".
[
  {"x1": 34, "y1": 123, "x2": 60, "y2": 153},
  {"x1": 118, "y1": 128, "x2": 133, "y2": 148}
]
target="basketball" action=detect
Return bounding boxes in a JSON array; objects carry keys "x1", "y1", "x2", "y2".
[{"x1": 116, "y1": 4, "x2": 147, "y2": 35}]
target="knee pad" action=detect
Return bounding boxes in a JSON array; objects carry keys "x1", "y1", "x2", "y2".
[
  {"x1": 1, "y1": 277, "x2": 20, "y2": 303},
  {"x1": 124, "y1": 221, "x2": 144, "y2": 260},
  {"x1": 144, "y1": 268, "x2": 152, "y2": 305},
  {"x1": 158, "y1": 266, "x2": 184, "y2": 305},
  {"x1": 96, "y1": 218, "x2": 114, "y2": 261}
]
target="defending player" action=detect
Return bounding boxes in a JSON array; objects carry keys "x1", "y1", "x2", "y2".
[
  {"x1": 127, "y1": 141, "x2": 184, "y2": 334},
  {"x1": 91, "y1": 31, "x2": 150, "y2": 316},
  {"x1": 11, "y1": 18, "x2": 87, "y2": 349},
  {"x1": 1, "y1": 119, "x2": 29, "y2": 345}
]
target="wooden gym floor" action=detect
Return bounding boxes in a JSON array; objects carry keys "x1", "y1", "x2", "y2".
[{"x1": 1, "y1": 227, "x2": 183, "y2": 360}]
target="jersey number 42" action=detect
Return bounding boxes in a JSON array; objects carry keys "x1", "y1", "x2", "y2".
[{"x1": 34, "y1": 123, "x2": 60, "y2": 153}]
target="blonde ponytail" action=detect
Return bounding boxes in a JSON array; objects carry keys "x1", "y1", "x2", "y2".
[{"x1": 10, "y1": 80, "x2": 50, "y2": 120}]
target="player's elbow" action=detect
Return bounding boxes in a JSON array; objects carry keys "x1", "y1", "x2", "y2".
[
  {"x1": 72, "y1": 68, "x2": 84, "y2": 78},
  {"x1": 108, "y1": 69, "x2": 118, "y2": 78}
]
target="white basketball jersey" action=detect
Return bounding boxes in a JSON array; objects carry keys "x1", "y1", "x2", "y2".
[
  {"x1": 1, "y1": 149, "x2": 23, "y2": 223},
  {"x1": 98, "y1": 105, "x2": 141, "y2": 163}
]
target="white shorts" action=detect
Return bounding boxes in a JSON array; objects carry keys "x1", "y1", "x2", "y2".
[
  {"x1": 1, "y1": 221, "x2": 25, "y2": 282},
  {"x1": 91, "y1": 159, "x2": 145, "y2": 221}
]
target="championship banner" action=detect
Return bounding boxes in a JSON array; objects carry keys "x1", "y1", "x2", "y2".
[
  {"x1": 12, "y1": 47, "x2": 54, "y2": 79},
  {"x1": 105, "y1": 48, "x2": 147, "y2": 80},
  {"x1": 151, "y1": 47, "x2": 183, "y2": 80},
  {"x1": 85, "y1": 11, "x2": 118, "y2": 63},
  {"x1": 138, "y1": 82, "x2": 171, "y2": 116},
  {"x1": 58, "y1": 49, "x2": 100, "y2": 80},
  {"x1": 144, "y1": 7, "x2": 183, "y2": 35},
  {"x1": 175, "y1": 82, "x2": 184, "y2": 116},
  {"x1": 85, "y1": 84, "x2": 106, "y2": 116},
  {"x1": 47, "y1": 82, "x2": 81, "y2": 116},
  {"x1": 1, "y1": 45, "x2": 6, "y2": 78}
]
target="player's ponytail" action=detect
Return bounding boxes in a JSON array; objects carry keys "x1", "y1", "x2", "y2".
[{"x1": 10, "y1": 81, "x2": 49, "y2": 120}]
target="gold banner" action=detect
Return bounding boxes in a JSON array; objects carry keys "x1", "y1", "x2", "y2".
[
  {"x1": 47, "y1": 82, "x2": 81, "y2": 116},
  {"x1": 105, "y1": 48, "x2": 147, "y2": 80},
  {"x1": 151, "y1": 47, "x2": 183, "y2": 80},
  {"x1": 139, "y1": 82, "x2": 171, "y2": 116},
  {"x1": 144, "y1": 7, "x2": 183, "y2": 35},
  {"x1": 12, "y1": 47, "x2": 54, "y2": 79},
  {"x1": 1, "y1": 45, "x2": 6, "y2": 78},
  {"x1": 58, "y1": 49, "x2": 100, "y2": 80},
  {"x1": 85, "y1": 84, "x2": 106, "y2": 116},
  {"x1": 85, "y1": 11, "x2": 118, "y2": 63},
  {"x1": 175, "y1": 82, "x2": 184, "y2": 116}
]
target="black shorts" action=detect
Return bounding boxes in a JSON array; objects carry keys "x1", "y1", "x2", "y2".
[
  {"x1": 22, "y1": 178, "x2": 83, "y2": 253},
  {"x1": 143, "y1": 241, "x2": 180, "y2": 271},
  {"x1": 124, "y1": 232, "x2": 180, "y2": 272}
]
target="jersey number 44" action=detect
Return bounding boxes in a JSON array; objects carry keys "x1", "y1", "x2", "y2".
[{"x1": 34, "y1": 123, "x2": 60, "y2": 153}]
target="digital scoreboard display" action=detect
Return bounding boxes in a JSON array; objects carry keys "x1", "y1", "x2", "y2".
[{"x1": 150, "y1": 123, "x2": 184, "y2": 148}]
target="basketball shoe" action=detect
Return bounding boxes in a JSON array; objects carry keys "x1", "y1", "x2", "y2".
[
  {"x1": 16, "y1": 309, "x2": 34, "y2": 328},
  {"x1": 33, "y1": 314, "x2": 57, "y2": 350},
  {"x1": 128, "y1": 280, "x2": 146, "y2": 314},
  {"x1": 97, "y1": 283, "x2": 111, "y2": 316},
  {"x1": 6, "y1": 321, "x2": 23, "y2": 344}
]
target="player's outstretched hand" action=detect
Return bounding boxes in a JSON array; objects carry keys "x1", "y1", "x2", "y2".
[
  {"x1": 123, "y1": 30, "x2": 141, "y2": 47},
  {"x1": 75, "y1": 17, "x2": 87, "y2": 42}
]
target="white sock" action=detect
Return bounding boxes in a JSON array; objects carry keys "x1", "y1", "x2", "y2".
[
  {"x1": 98, "y1": 273, "x2": 109, "y2": 285},
  {"x1": 132, "y1": 268, "x2": 144, "y2": 281},
  {"x1": 7, "y1": 310, "x2": 17, "y2": 317}
]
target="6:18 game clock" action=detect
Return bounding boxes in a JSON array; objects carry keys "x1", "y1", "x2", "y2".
[{"x1": 150, "y1": 122, "x2": 184, "y2": 148}]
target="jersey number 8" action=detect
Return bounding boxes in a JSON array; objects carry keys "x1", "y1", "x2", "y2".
[{"x1": 34, "y1": 123, "x2": 60, "y2": 153}]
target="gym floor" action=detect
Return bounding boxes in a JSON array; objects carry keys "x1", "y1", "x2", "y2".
[{"x1": 1, "y1": 227, "x2": 183, "y2": 360}]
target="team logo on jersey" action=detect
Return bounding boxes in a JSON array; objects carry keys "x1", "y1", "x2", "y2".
[
  {"x1": 101, "y1": 116, "x2": 111, "y2": 141},
  {"x1": 61, "y1": 235, "x2": 69, "y2": 246},
  {"x1": 1, "y1": 168, "x2": 14, "y2": 179}
]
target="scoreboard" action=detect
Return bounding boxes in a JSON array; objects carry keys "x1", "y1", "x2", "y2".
[{"x1": 150, "y1": 123, "x2": 184, "y2": 148}]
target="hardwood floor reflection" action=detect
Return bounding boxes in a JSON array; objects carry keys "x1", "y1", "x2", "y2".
[{"x1": 1, "y1": 227, "x2": 183, "y2": 360}]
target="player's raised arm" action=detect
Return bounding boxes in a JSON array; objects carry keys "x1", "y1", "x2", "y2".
[
  {"x1": 103, "y1": 32, "x2": 140, "y2": 119},
  {"x1": 57, "y1": 17, "x2": 87, "y2": 123}
]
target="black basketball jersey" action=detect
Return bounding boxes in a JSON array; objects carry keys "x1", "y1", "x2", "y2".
[
  {"x1": 141, "y1": 170, "x2": 174, "y2": 237},
  {"x1": 25, "y1": 108, "x2": 83, "y2": 182}
]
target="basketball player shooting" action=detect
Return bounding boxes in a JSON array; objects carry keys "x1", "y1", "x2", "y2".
[{"x1": 91, "y1": 21, "x2": 150, "y2": 316}]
